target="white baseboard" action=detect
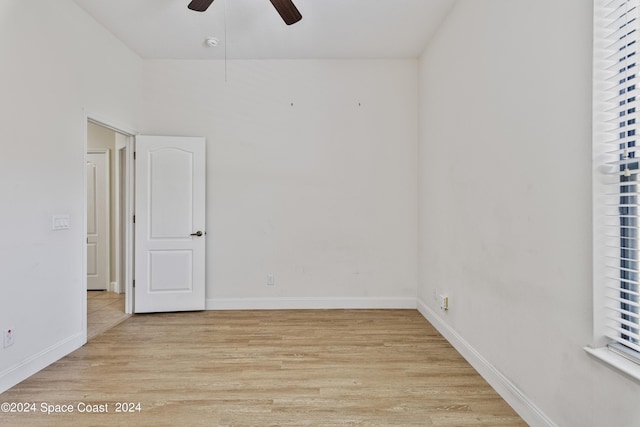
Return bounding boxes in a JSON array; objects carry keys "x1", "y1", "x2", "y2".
[
  {"x1": 0, "y1": 332, "x2": 85, "y2": 394},
  {"x1": 416, "y1": 299, "x2": 556, "y2": 427},
  {"x1": 207, "y1": 297, "x2": 417, "y2": 311},
  {"x1": 110, "y1": 281, "x2": 124, "y2": 293}
]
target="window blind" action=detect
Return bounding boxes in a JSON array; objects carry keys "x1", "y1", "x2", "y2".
[{"x1": 603, "y1": 0, "x2": 640, "y2": 359}]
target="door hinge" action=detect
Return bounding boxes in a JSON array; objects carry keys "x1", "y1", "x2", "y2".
[
  {"x1": 133, "y1": 279, "x2": 135, "y2": 288},
  {"x1": 133, "y1": 215, "x2": 136, "y2": 223},
  {"x1": 133, "y1": 151, "x2": 136, "y2": 160}
]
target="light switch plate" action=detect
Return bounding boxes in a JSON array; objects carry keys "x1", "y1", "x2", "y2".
[{"x1": 52, "y1": 214, "x2": 70, "y2": 230}]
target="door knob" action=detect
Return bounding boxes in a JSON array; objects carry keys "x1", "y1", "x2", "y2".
[{"x1": 190, "y1": 231, "x2": 203, "y2": 237}]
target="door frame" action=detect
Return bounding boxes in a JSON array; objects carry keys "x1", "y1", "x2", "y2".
[{"x1": 82, "y1": 111, "x2": 137, "y2": 342}]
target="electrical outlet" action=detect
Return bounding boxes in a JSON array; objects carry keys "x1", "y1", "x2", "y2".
[
  {"x1": 267, "y1": 274, "x2": 275, "y2": 286},
  {"x1": 439, "y1": 295, "x2": 449, "y2": 311},
  {"x1": 4, "y1": 329, "x2": 15, "y2": 348}
]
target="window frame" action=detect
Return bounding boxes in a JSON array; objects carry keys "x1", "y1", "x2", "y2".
[{"x1": 588, "y1": 0, "x2": 640, "y2": 382}]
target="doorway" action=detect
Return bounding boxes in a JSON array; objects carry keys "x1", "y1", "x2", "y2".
[
  {"x1": 82, "y1": 116, "x2": 206, "y2": 328},
  {"x1": 85, "y1": 120, "x2": 133, "y2": 339}
]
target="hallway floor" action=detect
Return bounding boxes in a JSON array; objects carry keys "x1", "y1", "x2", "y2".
[{"x1": 87, "y1": 291, "x2": 129, "y2": 340}]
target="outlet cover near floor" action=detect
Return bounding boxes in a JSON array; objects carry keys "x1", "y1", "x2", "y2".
[{"x1": 4, "y1": 329, "x2": 15, "y2": 348}]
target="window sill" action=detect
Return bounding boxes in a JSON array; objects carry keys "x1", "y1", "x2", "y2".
[{"x1": 584, "y1": 346, "x2": 640, "y2": 383}]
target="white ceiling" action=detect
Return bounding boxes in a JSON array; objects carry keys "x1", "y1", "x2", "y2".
[{"x1": 73, "y1": 0, "x2": 456, "y2": 60}]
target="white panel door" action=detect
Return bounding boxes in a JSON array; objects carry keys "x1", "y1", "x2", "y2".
[
  {"x1": 87, "y1": 150, "x2": 109, "y2": 291},
  {"x1": 134, "y1": 136, "x2": 206, "y2": 313}
]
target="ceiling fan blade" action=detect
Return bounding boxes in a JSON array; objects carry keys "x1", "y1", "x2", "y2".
[
  {"x1": 269, "y1": 0, "x2": 302, "y2": 25},
  {"x1": 188, "y1": 0, "x2": 215, "y2": 12}
]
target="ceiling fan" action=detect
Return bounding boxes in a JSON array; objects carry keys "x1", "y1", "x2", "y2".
[{"x1": 188, "y1": 0, "x2": 302, "y2": 26}]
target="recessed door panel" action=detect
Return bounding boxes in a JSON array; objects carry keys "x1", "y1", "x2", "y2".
[
  {"x1": 87, "y1": 243, "x2": 98, "y2": 276},
  {"x1": 87, "y1": 163, "x2": 97, "y2": 235},
  {"x1": 148, "y1": 250, "x2": 193, "y2": 292},
  {"x1": 149, "y1": 148, "x2": 193, "y2": 239}
]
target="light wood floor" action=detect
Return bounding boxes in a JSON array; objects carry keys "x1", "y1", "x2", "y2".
[
  {"x1": 87, "y1": 291, "x2": 129, "y2": 340},
  {"x1": 0, "y1": 310, "x2": 526, "y2": 427}
]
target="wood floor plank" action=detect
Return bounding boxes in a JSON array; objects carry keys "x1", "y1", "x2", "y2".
[{"x1": 0, "y1": 310, "x2": 526, "y2": 426}]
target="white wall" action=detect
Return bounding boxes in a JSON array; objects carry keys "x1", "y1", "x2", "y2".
[
  {"x1": 140, "y1": 59, "x2": 418, "y2": 308},
  {"x1": 417, "y1": 1, "x2": 640, "y2": 426},
  {"x1": 0, "y1": 0, "x2": 142, "y2": 392}
]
